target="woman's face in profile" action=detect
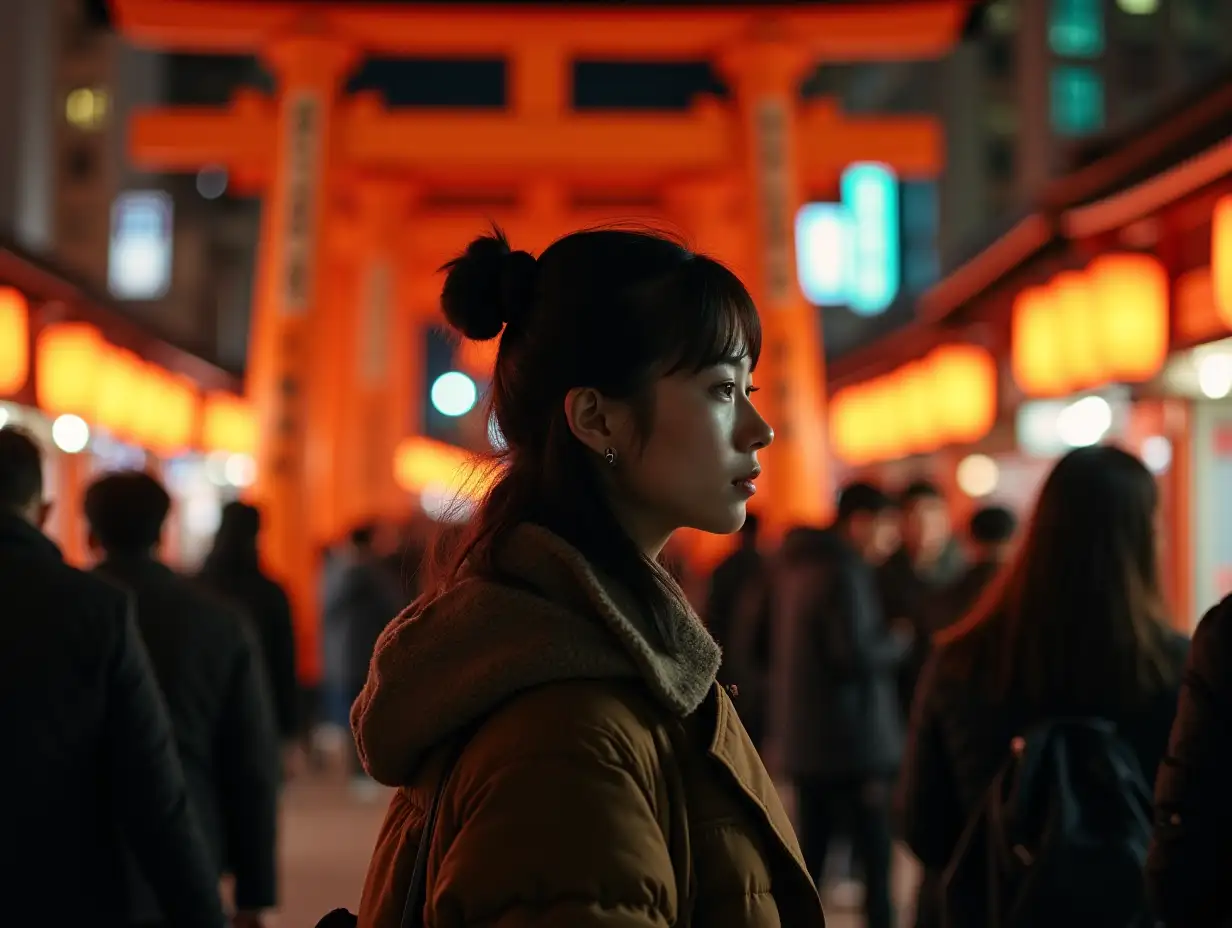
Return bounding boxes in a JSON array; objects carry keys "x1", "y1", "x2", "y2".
[{"x1": 617, "y1": 356, "x2": 774, "y2": 542}]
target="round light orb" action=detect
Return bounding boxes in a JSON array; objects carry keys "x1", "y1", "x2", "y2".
[
  {"x1": 1197, "y1": 352, "x2": 1232, "y2": 399},
  {"x1": 196, "y1": 166, "x2": 229, "y2": 200},
  {"x1": 1141, "y1": 435, "x2": 1172, "y2": 475},
  {"x1": 1056, "y1": 396, "x2": 1113, "y2": 449},
  {"x1": 955, "y1": 454, "x2": 1000, "y2": 498},
  {"x1": 431, "y1": 371, "x2": 478, "y2": 418},
  {"x1": 224, "y1": 453, "x2": 256, "y2": 488},
  {"x1": 51, "y1": 414, "x2": 90, "y2": 454}
]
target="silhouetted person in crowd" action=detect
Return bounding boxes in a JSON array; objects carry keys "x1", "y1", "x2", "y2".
[
  {"x1": 200, "y1": 502, "x2": 301, "y2": 759},
  {"x1": 86, "y1": 471, "x2": 280, "y2": 928},
  {"x1": 321, "y1": 522, "x2": 403, "y2": 792},
  {"x1": 900, "y1": 446, "x2": 1188, "y2": 928},
  {"x1": 1148, "y1": 590, "x2": 1232, "y2": 925},
  {"x1": 878, "y1": 479, "x2": 966, "y2": 717},
  {"x1": 705, "y1": 512, "x2": 772, "y2": 746},
  {"x1": 943, "y1": 504, "x2": 1018, "y2": 630},
  {"x1": 769, "y1": 481, "x2": 911, "y2": 928},
  {"x1": 0, "y1": 428, "x2": 225, "y2": 928}
]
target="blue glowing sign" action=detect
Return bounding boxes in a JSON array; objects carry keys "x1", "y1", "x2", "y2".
[
  {"x1": 842, "y1": 162, "x2": 900, "y2": 316},
  {"x1": 794, "y1": 162, "x2": 901, "y2": 316},
  {"x1": 795, "y1": 204, "x2": 852, "y2": 306}
]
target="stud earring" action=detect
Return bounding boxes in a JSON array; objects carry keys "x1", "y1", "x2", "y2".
[{"x1": 603, "y1": 447, "x2": 618, "y2": 467}]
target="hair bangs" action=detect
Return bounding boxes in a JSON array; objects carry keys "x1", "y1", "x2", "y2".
[{"x1": 657, "y1": 255, "x2": 762, "y2": 377}]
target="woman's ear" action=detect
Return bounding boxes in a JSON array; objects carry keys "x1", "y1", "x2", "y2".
[
  {"x1": 563, "y1": 386, "x2": 615, "y2": 456},
  {"x1": 564, "y1": 387, "x2": 639, "y2": 461}
]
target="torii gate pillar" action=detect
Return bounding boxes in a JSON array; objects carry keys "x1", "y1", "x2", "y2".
[
  {"x1": 721, "y1": 36, "x2": 832, "y2": 531},
  {"x1": 249, "y1": 33, "x2": 356, "y2": 681}
]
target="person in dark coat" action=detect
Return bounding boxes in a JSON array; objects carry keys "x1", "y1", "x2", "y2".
[
  {"x1": 878, "y1": 479, "x2": 967, "y2": 716},
  {"x1": 768, "y1": 481, "x2": 911, "y2": 928},
  {"x1": 1147, "y1": 593, "x2": 1232, "y2": 926},
  {"x1": 85, "y1": 471, "x2": 281, "y2": 928},
  {"x1": 0, "y1": 428, "x2": 226, "y2": 928},
  {"x1": 942, "y1": 504, "x2": 1018, "y2": 630},
  {"x1": 899, "y1": 446, "x2": 1188, "y2": 928},
  {"x1": 321, "y1": 522, "x2": 404, "y2": 790},
  {"x1": 199, "y1": 502, "x2": 301, "y2": 752}
]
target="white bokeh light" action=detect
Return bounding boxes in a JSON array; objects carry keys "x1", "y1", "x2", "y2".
[
  {"x1": 431, "y1": 371, "x2": 478, "y2": 418},
  {"x1": 955, "y1": 454, "x2": 1000, "y2": 498},
  {"x1": 1197, "y1": 353, "x2": 1232, "y2": 400},
  {"x1": 224, "y1": 453, "x2": 256, "y2": 488},
  {"x1": 51, "y1": 414, "x2": 90, "y2": 453},
  {"x1": 1056, "y1": 396, "x2": 1113, "y2": 448},
  {"x1": 1141, "y1": 436, "x2": 1173, "y2": 475}
]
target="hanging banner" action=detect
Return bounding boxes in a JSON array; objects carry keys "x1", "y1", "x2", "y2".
[
  {"x1": 754, "y1": 98, "x2": 793, "y2": 309},
  {"x1": 281, "y1": 91, "x2": 323, "y2": 317}
]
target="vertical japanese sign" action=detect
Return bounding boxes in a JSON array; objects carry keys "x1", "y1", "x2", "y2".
[
  {"x1": 281, "y1": 92, "x2": 322, "y2": 317},
  {"x1": 360, "y1": 260, "x2": 392, "y2": 387},
  {"x1": 360, "y1": 259, "x2": 393, "y2": 498},
  {"x1": 754, "y1": 98, "x2": 793, "y2": 309}
]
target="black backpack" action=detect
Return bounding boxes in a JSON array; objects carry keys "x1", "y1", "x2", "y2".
[{"x1": 941, "y1": 718, "x2": 1153, "y2": 928}]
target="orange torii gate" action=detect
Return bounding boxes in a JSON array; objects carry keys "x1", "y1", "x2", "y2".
[{"x1": 113, "y1": 0, "x2": 970, "y2": 672}]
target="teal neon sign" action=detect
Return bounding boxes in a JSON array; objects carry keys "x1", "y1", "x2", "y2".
[{"x1": 795, "y1": 161, "x2": 901, "y2": 316}]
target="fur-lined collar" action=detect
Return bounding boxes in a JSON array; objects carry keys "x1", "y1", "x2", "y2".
[{"x1": 352, "y1": 523, "x2": 721, "y2": 786}]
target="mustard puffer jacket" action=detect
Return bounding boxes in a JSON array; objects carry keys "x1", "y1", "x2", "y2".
[{"x1": 352, "y1": 524, "x2": 825, "y2": 928}]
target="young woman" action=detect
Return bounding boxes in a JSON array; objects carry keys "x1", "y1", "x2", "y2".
[
  {"x1": 898, "y1": 445, "x2": 1188, "y2": 928},
  {"x1": 352, "y1": 228, "x2": 824, "y2": 927}
]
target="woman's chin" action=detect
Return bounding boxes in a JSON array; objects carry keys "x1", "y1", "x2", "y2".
[{"x1": 690, "y1": 501, "x2": 749, "y2": 536}]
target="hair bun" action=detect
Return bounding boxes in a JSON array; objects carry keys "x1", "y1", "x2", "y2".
[{"x1": 440, "y1": 226, "x2": 538, "y2": 341}]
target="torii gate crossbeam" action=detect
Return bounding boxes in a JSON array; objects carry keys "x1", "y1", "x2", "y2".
[
  {"x1": 129, "y1": 95, "x2": 943, "y2": 187},
  {"x1": 113, "y1": 1, "x2": 971, "y2": 60}
]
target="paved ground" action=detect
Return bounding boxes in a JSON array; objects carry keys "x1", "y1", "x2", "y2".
[{"x1": 271, "y1": 772, "x2": 922, "y2": 927}]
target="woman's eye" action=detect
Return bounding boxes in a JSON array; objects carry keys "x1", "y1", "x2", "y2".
[
  {"x1": 746, "y1": 385, "x2": 760, "y2": 397},
  {"x1": 713, "y1": 382, "x2": 737, "y2": 399}
]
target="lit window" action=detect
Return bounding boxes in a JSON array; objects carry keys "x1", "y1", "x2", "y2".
[
  {"x1": 65, "y1": 87, "x2": 109, "y2": 130},
  {"x1": 1049, "y1": 0, "x2": 1104, "y2": 57},
  {"x1": 1050, "y1": 66, "x2": 1105, "y2": 136}
]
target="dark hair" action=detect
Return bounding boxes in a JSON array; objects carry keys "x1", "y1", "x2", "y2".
[
  {"x1": 0, "y1": 427, "x2": 43, "y2": 512},
  {"x1": 432, "y1": 224, "x2": 761, "y2": 627},
  {"x1": 969, "y1": 505, "x2": 1017, "y2": 545},
  {"x1": 349, "y1": 523, "x2": 376, "y2": 549},
  {"x1": 900, "y1": 479, "x2": 943, "y2": 506},
  {"x1": 941, "y1": 445, "x2": 1176, "y2": 708},
  {"x1": 201, "y1": 501, "x2": 261, "y2": 576},
  {"x1": 84, "y1": 470, "x2": 171, "y2": 554},
  {"x1": 837, "y1": 481, "x2": 890, "y2": 522}
]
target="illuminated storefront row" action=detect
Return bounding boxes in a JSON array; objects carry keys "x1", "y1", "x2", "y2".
[
  {"x1": 829, "y1": 79, "x2": 1232, "y2": 629},
  {"x1": 0, "y1": 245, "x2": 253, "y2": 570}
]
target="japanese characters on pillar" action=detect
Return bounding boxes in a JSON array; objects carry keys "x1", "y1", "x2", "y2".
[
  {"x1": 720, "y1": 32, "x2": 832, "y2": 531},
  {"x1": 352, "y1": 180, "x2": 417, "y2": 526},
  {"x1": 248, "y1": 31, "x2": 357, "y2": 684}
]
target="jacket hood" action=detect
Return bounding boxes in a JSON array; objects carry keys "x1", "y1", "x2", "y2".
[{"x1": 351, "y1": 523, "x2": 721, "y2": 786}]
